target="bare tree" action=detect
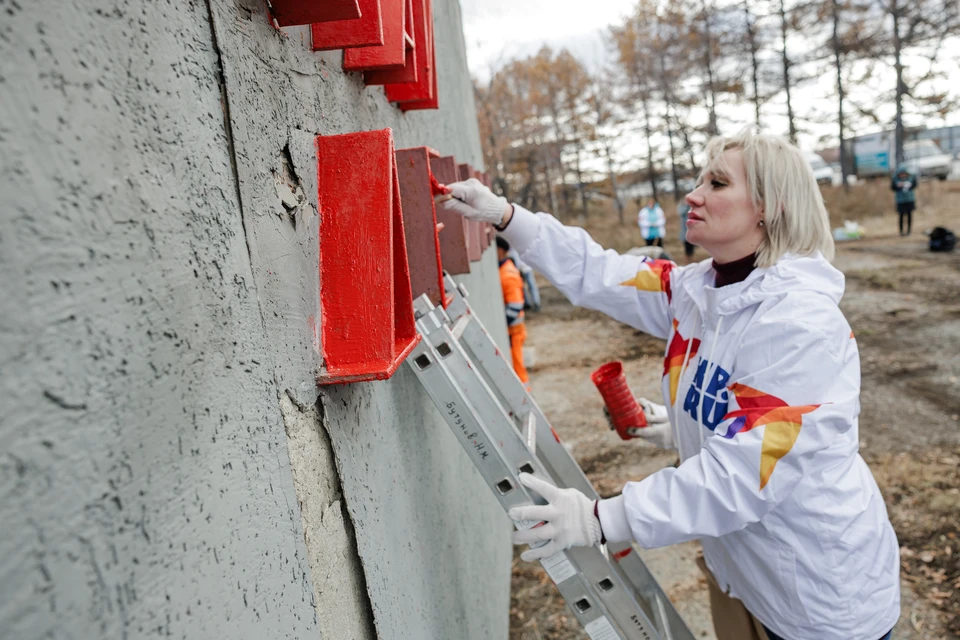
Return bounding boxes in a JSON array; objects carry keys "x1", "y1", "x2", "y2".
[
  {"x1": 870, "y1": 0, "x2": 960, "y2": 164},
  {"x1": 743, "y1": 0, "x2": 765, "y2": 127},
  {"x1": 611, "y1": 0, "x2": 663, "y2": 201},
  {"x1": 585, "y1": 71, "x2": 628, "y2": 223},
  {"x1": 778, "y1": 0, "x2": 798, "y2": 143}
]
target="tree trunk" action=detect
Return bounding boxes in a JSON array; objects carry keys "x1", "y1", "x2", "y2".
[
  {"x1": 677, "y1": 119, "x2": 700, "y2": 175},
  {"x1": 892, "y1": 0, "x2": 905, "y2": 166},
  {"x1": 667, "y1": 114, "x2": 681, "y2": 203},
  {"x1": 659, "y1": 53, "x2": 682, "y2": 199},
  {"x1": 574, "y1": 146, "x2": 589, "y2": 217},
  {"x1": 779, "y1": 0, "x2": 797, "y2": 143},
  {"x1": 641, "y1": 96, "x2": 658, "y2": 202},
  {"x1": 548, "y1": 108, "x2": 571, "y2": 213},
  {"x1": 539, "y1": 146, "x2": 559, "y2": 213},
  {"x1": 832, "y1": 0, "x2": 848, "y2": 191},
  {"x1": 703, "y1": 0, "x2": 719, "y2": 135},
  {"x1": 607, "y1": 151, "x2": 625, "y2": 224},
  {"x1": 745, "y1": 0, "x2": 762, "y2": 128}
]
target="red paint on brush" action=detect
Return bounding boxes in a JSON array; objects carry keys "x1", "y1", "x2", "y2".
[
  {"x1": 429, "y1": 173, "x2": 450, "y2": 196},
  {"x1": 395, "y1": 146, "x2": 445, "y2": 307},
  {"x1": 315, "y1": 129, "x2": 420, "y2": 385},
  {"x1": 270, "y1": 0, "x2": 360, "y2": 26},
  {"x1": 311, "y1": 0, "x2": 384, "y2": 51}
]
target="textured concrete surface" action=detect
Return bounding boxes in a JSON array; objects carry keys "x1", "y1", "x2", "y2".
[
  {"x1": 0, "y1": 1, "x2": 318, "y2": 638},
  {"x1": 1, "y1": 0, "x2": 511, "y2": 638}
]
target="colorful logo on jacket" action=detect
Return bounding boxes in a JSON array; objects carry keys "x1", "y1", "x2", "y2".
[
  {"x1": 721, "y1": 383, "x2": 821, "y2": 490},
  {"x1": 664, "y1": 320, "x2": 700, "y2": 404},
  {"x1": 620, "y1": 259, "x2": 675, "y2": 303},
  {"x1": 683, "y1": 360, "x2": 731, "y2": 430}
]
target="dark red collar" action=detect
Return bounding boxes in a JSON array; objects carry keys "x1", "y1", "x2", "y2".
[{"x1": 713, "y1": 253, "x2": 757, "y2": 288}]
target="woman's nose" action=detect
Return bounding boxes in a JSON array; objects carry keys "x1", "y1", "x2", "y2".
[{"x1": 685, "y1": 189, "x2": 703, "y2": 206}]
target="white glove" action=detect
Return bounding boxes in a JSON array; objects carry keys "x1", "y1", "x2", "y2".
[
  {"x1": 602, "y1": 397, "x2": 676, "y2": 449},
  {"x1": 439, "y1": 178, "x2": 510, "y2": 225},
  {"x1": 508, "y1": 473, "x2": 602, "y2": 562},
  {"x1": 638, "y1": 397, "x2": 669, "y2": 423}
]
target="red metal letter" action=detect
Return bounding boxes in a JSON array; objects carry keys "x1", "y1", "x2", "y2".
[
  {"x1": 316, "y1": 129, "x2": 419, "y2": 384},
  {"x1": 271, "y1": 0, "x2": 361, "y2": 27},
  {"x1": 343, "y1": 0, "x2": 406, "y2": 70},
  {"x1": 311, "y1": 0, "x2": 383, "y2": 50}
]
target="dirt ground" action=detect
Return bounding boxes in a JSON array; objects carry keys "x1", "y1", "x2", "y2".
[{"x1": 509, "y1": 179, "x2": 960, "y2": 639}]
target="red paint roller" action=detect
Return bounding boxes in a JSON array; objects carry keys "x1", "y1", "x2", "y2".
[{"x1": 591, "y1": 361, "x2": 647, "y2": 440}]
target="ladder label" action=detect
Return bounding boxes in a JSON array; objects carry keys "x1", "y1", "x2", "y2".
[
  {"x1": 540, "y1": 551, "x2": 577, "y2": 584},
  {"x1": 444, "y1": 401, "x2": 489, "y2": 460},
  {"x1": 584, "y1": 617, "x2": 620, "y2": 640}
]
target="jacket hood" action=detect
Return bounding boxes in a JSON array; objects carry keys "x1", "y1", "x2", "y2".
[{"x1": 686, "y1": 252, "x2": 845, "y2": 316}]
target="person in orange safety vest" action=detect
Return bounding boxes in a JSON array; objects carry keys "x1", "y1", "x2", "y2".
[{"x1": 496, "y1": 236, "x2": 529, "y2": 386}]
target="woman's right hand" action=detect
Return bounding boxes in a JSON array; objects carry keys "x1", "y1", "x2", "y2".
[{"x1": 439, "y1": 178, "x2": 512, "y2": 226}]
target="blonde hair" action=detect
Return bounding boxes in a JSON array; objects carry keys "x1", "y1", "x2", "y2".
[{"x1": 701, "y1": 129, "x2": 835, "y2": 267}]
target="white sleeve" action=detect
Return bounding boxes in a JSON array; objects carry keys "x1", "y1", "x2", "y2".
[
  {"x1": 500, "y1": 205, "x2": 676, "y2": 339},
  {"x1": 599, "y1": 315, "x2": 859, "y2": 546}
]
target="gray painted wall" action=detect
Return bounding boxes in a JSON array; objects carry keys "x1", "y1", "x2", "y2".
[{"x1": 0, "y1": 0, "x2": 511, "y2": 638}]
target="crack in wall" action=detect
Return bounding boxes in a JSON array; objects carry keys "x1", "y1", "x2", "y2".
[
  {"x1": 203, "y1": 0, "x2": 268, "y2": 335},
  {"x1": 281, "y1": 389, "x2": 377, "y2": 640},
  {"x1": 313, "y1": 393, "x2": 378, "y2": 639}
]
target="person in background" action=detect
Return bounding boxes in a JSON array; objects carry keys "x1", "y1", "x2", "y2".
[
  {"x1": 442, "y1": 130, "x2": 899, "y2": 640},
  {"x1": 677, "y1": 201, "x2": 696, "y2": 263},
  {"x1": 496, "y1": 236, "x2": 530, "y2": 388},
  {"x1": 507, "y1": 246, "x2": 541, "y2": 312},
  {"x1": 638, "y1": 198, "x2": 666, "y2": 247},
  {"x1": 891, "y1": 165, "x2": 918, "y2": 236}
]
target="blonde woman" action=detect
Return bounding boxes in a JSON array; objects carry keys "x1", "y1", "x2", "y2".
[{"x1": 441, "y1": 130, "x2": 899, "y2": 640}]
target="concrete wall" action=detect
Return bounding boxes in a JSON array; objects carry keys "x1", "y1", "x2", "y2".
[{"x1": 0, "y1": 0, "x2": 511, "y2": 638}]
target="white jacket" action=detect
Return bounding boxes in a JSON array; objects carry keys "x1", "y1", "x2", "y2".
[{"x1": 502, "y1": 205, "x2": 900, "y2": 640}]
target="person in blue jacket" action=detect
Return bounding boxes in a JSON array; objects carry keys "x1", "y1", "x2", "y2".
[{"x1": 890, "y1": 165, "x2": 917, "y2": 236}]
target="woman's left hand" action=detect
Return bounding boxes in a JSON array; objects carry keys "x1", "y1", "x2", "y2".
[{"x1": 508, "y1": 473, "x2": 602, "y2": 562}]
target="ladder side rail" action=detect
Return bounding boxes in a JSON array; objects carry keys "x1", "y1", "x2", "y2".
[
  {"x1": 443, "y1": 278, "x2": 598, "y2": 497},
  {"x1": 414, "y1": 300, "x2": 663, "y2": 640},
  {"x1": 408, "y1": 313, "x2": 635, "y2": 639}
]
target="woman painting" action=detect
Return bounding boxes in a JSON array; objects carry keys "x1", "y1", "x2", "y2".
[{"x1": 440, "y1": 130, "x2": 899, "y2": 640}]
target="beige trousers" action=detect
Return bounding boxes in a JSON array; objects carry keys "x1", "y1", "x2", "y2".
[{"x1": 696, "y1": 553, "x2": 770, "y2": 640}]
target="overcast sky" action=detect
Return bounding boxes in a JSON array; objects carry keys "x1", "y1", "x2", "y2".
[
  {"x1": 458, "y1": 0, "x2": 960, "y2": 165},
  {"x1": 461, "y1": 0, "x2": 634, "y2": 79}
]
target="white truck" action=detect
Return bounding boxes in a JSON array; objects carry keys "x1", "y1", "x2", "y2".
[
  {"x1": 805, "y1": 152, "x2": 835, "y2": 185},
  {"x1": 854, "y1": 132, "x2": 952, "y2": 180}
]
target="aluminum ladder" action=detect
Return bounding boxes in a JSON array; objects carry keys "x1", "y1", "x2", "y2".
[{"x1": 405, "y1": 274, "x2": 695, "y2": 640}]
